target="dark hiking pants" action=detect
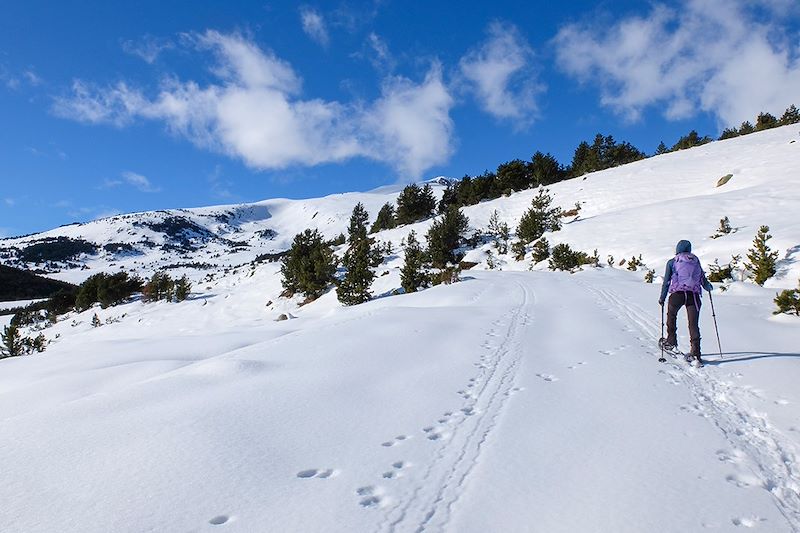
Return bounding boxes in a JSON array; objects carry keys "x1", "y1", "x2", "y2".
[{"x1": 666, "y1": 290, "x2": 702, "y2": 357}]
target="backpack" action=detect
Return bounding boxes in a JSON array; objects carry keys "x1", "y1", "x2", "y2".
[{"x1": 669, "y1": 252, "x2": 703, "y2": 294}]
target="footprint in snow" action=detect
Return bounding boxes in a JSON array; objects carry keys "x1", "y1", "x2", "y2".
[
  {"x1": 536, "y1": 373, "x2": 559, "y2": 382},
  {"x1": 296, "y1": 468, "x2": 335, "y2": 479},
  {"x1": 209, "y1": 515, "x2": 231, "y2": 526},
  {"x1": 383, "y1": 460, "x2": 410, "y2": 479},
  {"x1": 356, "y1": 486, "x2": 386, "y2": 508},
  {"x1": 381, "y1": 435, "x2": 409, "y2": 448},
  {"x1": 731, "y1": 516, "x2": 766, "y2": 527}
]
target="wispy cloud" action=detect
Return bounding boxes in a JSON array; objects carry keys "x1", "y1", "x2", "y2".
[
  {"x1": 101, "y1": 171, "x2": 160, "y2": 192},
  {"x1": 0, "y1": 228, "x2": 12, "y2": 238},
  {"x1": 300, "y1": 7, "x2": 330, "y2": 48},
  {"x1": 553, "y1": 0, "x2": 800, "y2": 126},
  {"x1": 121, "y1": 34, "x2": 174, "y2": 63},
  {"x1": 459, "y1": 21, "x2": 543, "y2": 129},
  {"x1": 52, "y1": 30, "x2": 456, "y2": 179},
  {"x1": 4, "y1": 198, "x2": 15, "y2": 207},
  {"x1": 2, "y1": 64, "x2": 43, "y2": 90}
]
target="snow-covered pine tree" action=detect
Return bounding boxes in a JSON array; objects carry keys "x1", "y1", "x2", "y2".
[
  {"x1": 488, "y1": 210, "x2": 509, "y2": 254},
  {"x1": 745, "y1": 225, "x2": 778, "y2": 285}
]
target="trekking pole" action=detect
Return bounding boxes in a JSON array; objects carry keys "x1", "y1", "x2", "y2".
[
  {"x1": 659, "y1": 303, "x2": 666, "y2": 363},
  {"x1": 708, "y1": 291, "x2": 723, "y2": 360}
]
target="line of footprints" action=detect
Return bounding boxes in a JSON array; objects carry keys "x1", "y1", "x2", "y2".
[{"x1": 294, "y1": 340, "x2": 589, "y2": 512}]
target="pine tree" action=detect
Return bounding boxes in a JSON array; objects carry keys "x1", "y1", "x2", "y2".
[
  {"x1": 773, "y1": 280, "x2": 800, "y2": 315},
  {"x1": 745, "y1": 225, "x2": 779, "y2": 285},
  {"x1": 517, "y1": 188, "x2": 562, "y2": 243},
  {"x1": 337, "y1": 238, "x2": 375, "y2": 305},
  {"x1": 395, "y1": 184, "x2": 437, "y2": 225},
  {"x1": 174, "y1": 275, "x2": 191, "y2": 302},
  {"x1": 142, "y1": 272, "x2": 174, "y2": 302},
  {"x1": 718, "y1": 127, "x2": 739, "y2": 140},
  {"x1": 530, "y1": 237, "x2": 550, "y2": 263},
  {"x1": 755, "y1": 112, "x2": 779, "y2": 131},
  {"x1": 780, "y1": 104, "x2": 800, "y2": 125},
  {"x1": 370, "y1": 203, "x2": 396, "y2": 234},
  {"x1": 530, "y1": 151, "x2": 562, "y2": 186},
  {"x1": 280, "y1": 229, "x2": 336, "y2": 298},
  {"x1": 426, "y1": 206, "x2": 469, "y2": 268},
  {"x1": 401, "y1": 230, "x2": 428, "y2": 293},
  {"x1": 92, "y1": 313, "x2": 102, "y2": 327},
  {"x1": 655, "y1": 141, "x2": 668, "y2": 154},
  {"x1": 496, "y1": 159, "x2": 531, "y2": 192},
  {"x1": 488, "y1": 210, "x2": 510, "y2": 254},
  {"x1": 0, "y1": 324, "x2": 23, "y2": 358},
  {"x1": 348, "y1": 202, "x2": 369, "y2": 243},
  {"x1": 739, "y1": 121, "x2": 755, "y2": 135}
]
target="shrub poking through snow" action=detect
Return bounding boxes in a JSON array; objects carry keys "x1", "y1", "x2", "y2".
[
  {"x1": 548, "y1": 243, "x2": 591, "y2": 272},
  {"x1": 774, "y1": 281, "x2": 800, "y2": 316},
  {"x1": 401, "y1": 230, "x2": 429, "y2": 294},
  {"x1": 530, "y1": 238, "x2": 550, "y2": 263},
  {"x1": 644, "y1": 269, "x2": 655, "y2": 283},
  {"x1": 711, "y1": 216, "x2": 733, "y2": 238},
  {"x1": 517, "y1": 188, "x2": 562, "y2": 243},
  {"x1": 627, "y1": 254, "x2": 644, "y2": 271},
  {"x1": 281, "y1": 229, "x2": 337, "y2": 299},
  {"x1": 707, "y1": 255, "x2": 740, "y2": 283},
  {"x1": 92, "y1": 313, "x2": 102, "y2": 327},
  {"x1": 745, "y1": 225, "x2": 778, "y2": 286}
]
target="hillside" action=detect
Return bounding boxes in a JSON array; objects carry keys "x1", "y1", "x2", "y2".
[
  {"x1": 1, "y1": 125, "x2": 799, "y2": 532},
  {"x1": 0, "y1": 265, "x2": 76, "y2": 302}
]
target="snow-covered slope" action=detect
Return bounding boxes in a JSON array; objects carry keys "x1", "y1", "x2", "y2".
[{"x1": 1, "y1": 126, "x2": 799, "y2": 532}]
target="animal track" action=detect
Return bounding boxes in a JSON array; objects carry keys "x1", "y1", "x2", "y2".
[
  {"x1": 536, "y1": 373, "x2": 559, "y2": 382},
  {"x1": 731, "y1": 516, "x2": 766, "y2": 527},
  {"x1": 356, "y1": 486, "x2": 386, "y2": 508},
  {"x1": 381, "y1": 435, "x2": 409, "y2": 447},
  {"x1": 296, "y1": 468, "x2": 335, "y2": 479},
  {"x1": 209, "y1": 515, "x2": 230, "y2": 525}
]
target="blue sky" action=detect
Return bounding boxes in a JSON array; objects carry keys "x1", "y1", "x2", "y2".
[{"x1": 2, "y1": 0, "x2": 799, "y2": 237}]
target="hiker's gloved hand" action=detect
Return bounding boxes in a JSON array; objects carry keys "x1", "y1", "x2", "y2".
[{"x1": 658, "y1": 298, "x2": 664, "y2": 306}]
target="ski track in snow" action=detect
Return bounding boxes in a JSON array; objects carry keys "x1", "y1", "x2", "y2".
[
  {"x1": 371, "y1": 280, "x2": 531, "y2": 533},
  {"x1": 583, "y1": 282, "x2": 800, "y2": 531}
]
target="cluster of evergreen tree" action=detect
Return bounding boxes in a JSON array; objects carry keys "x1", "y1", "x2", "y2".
[
  {"x1": 280, "y1": 229, "x2": 337, "y2": 299},
  {"x1": 141, "y1": 272, "x2": 191, "y2": 302},
  {"x1": 1, "y1": 324, "x2": 46, "y2": 359},
  {"x1": 570, "y1": 134, "x2": 646, "y2": 176},
  {"x1": 76, "y1": 272, "x2": 143, "y2": 310},
  {"x1": 718, "y1": 105, "x2": 799, "y2": 140}
]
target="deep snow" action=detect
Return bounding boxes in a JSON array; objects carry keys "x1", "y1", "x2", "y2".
[{"x1": 1, "y1": 126, "x2": 800, "y2": 532}]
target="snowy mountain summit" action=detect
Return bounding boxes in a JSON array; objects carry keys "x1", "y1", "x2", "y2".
[{"x1": 1, "y1": 126, "x2": 800, "y2": 532}]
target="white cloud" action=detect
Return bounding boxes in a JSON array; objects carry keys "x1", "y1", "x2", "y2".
[
  {"x1": 122, "y1": 171, "x2": 161, "y2": 192},
  {"x1": 366, "y1": 64, "x2": 455, "y2": 178},
  {"x1": 300, "y1": 7, "x2": 330, "y2": 48},
  {"x1": 459, "y1": 22, "x2": 543, "y2": 129},
  {"x1": 121, "y1": 35, "x2": 174, "y2": 63},
  {"x1": 366, "y1": 32, "x2": 394, "y2": 71},
  {"x1": 553, "y1": 0, "x2": 800, "y2": 126},
  {"x1": 52, "y1": 30, "x2": 456, "y2": 179}
]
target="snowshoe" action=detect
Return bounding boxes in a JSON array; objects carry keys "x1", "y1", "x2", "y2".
[{"x1": 658, "y1": 338, "x2": 682, "y2": 359}]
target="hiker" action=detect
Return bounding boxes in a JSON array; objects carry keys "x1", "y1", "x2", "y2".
[{"x1": 658, "y1": 240, "x2": 713, "y2": 364}]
